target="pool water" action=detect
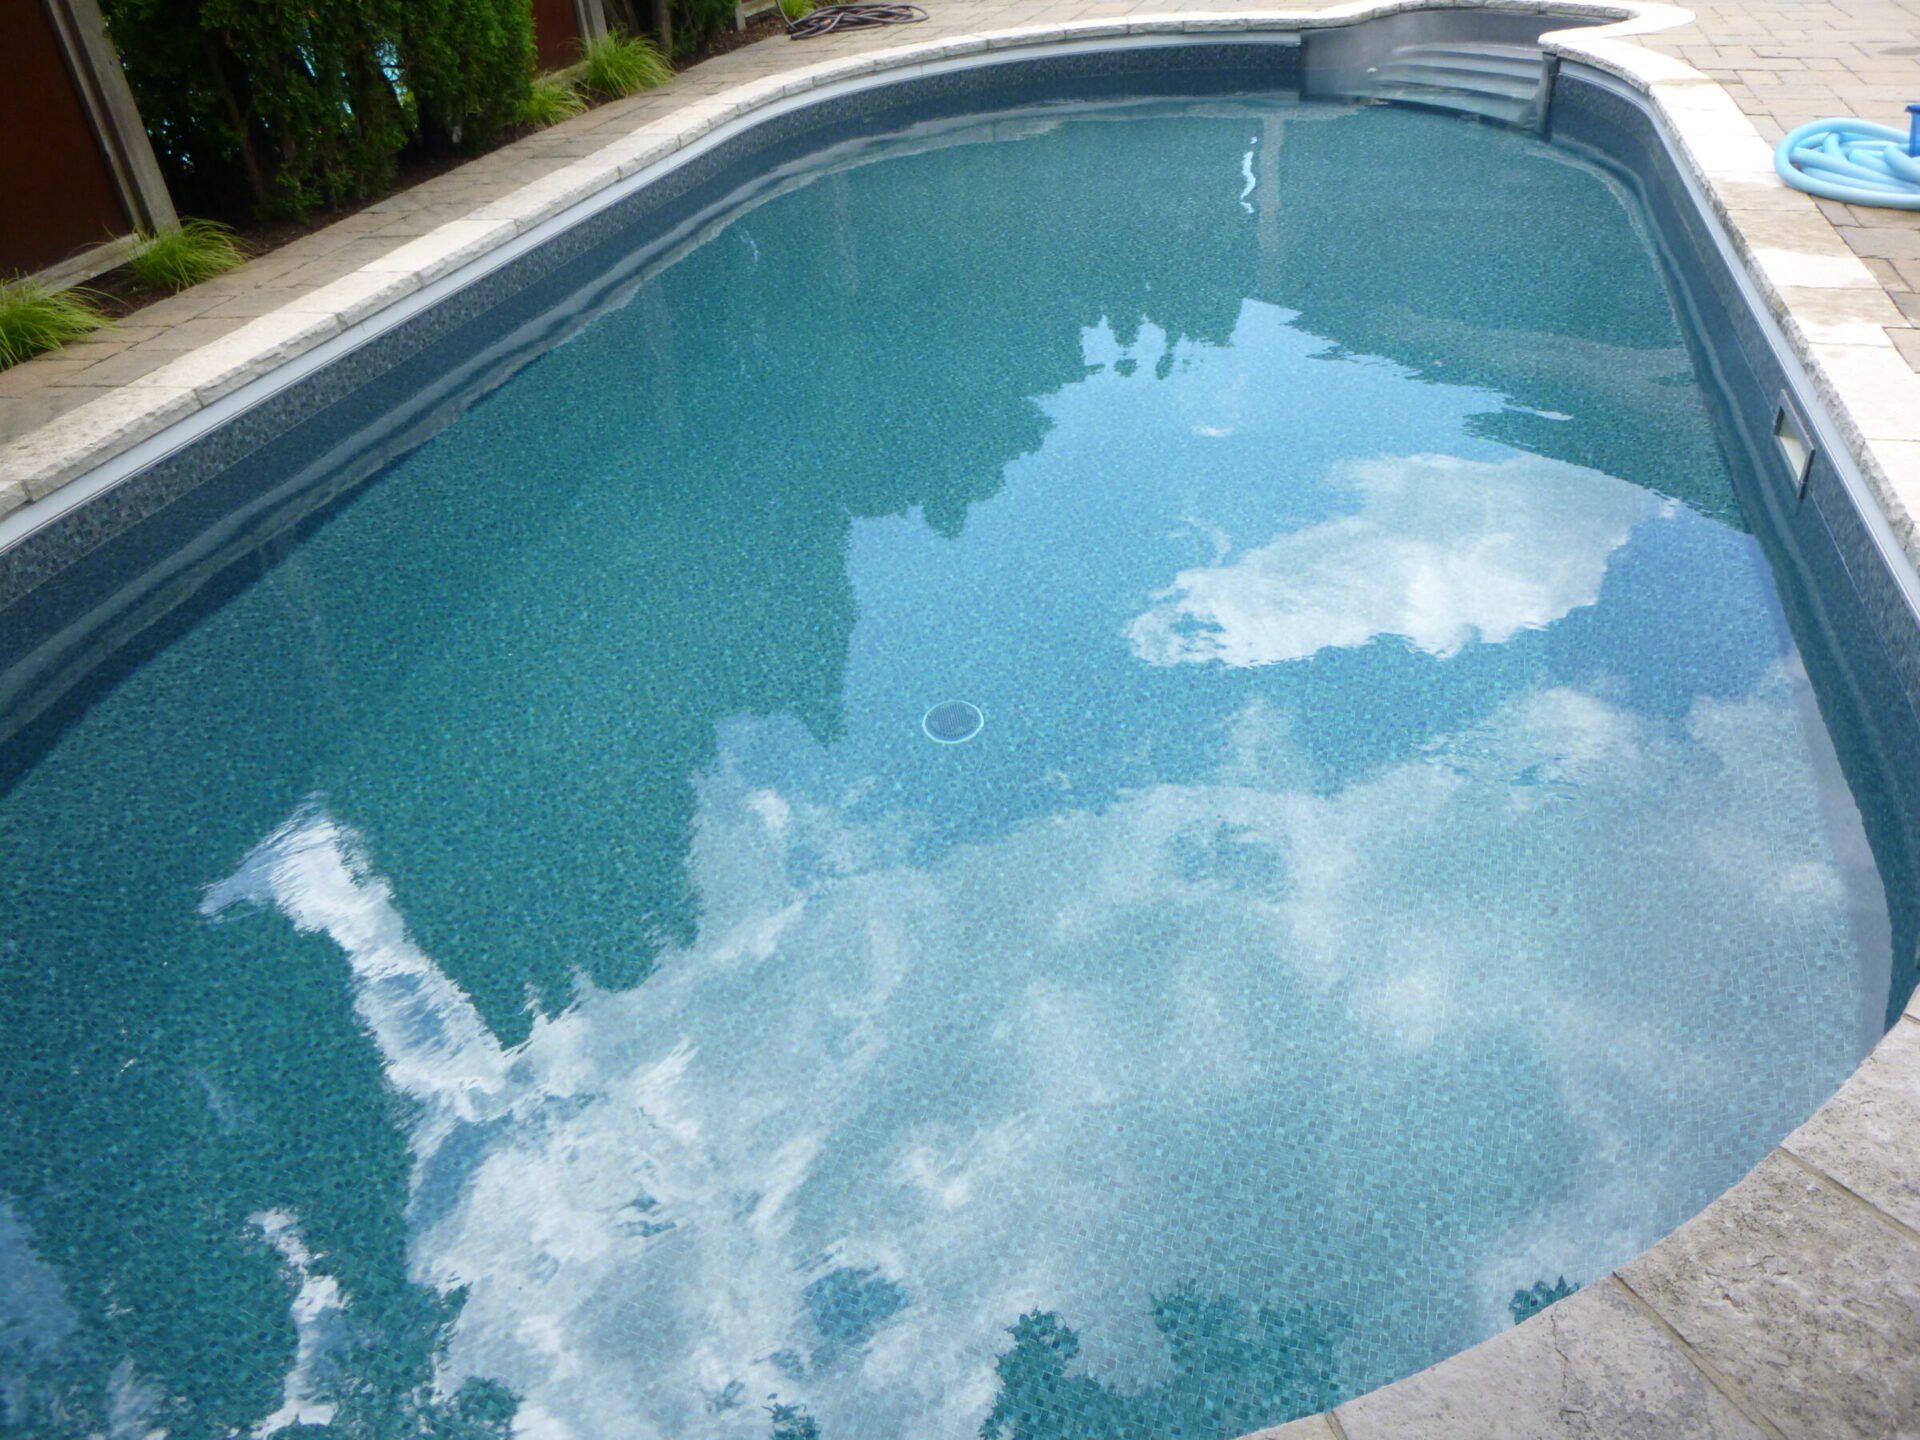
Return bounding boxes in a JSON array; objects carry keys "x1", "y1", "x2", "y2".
[{"x1": 0, "y1": 95, "x2": 1893, "y2": 1440}]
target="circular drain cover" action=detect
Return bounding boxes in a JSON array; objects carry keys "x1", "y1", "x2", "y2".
[{"x1": 923, "y1": 701, "x2": 984, "y2": 744}]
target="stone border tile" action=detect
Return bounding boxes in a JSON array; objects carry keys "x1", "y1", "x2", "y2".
[
  {"x1": 1782, "y1": 1015, "x2": 1920, "y2": 1235},
  {"x1": 1809, "y1": 341, "x2": 1920, "y2": 443},
  {"x1": 278, "y1": 269, "x2": 426, "y2": 329},
  {"x1": 1333, "y1": 1278, "x2": 1776, "y2": 1439},
  {"x1": 1885, "y1": 441, "x2": 1920, "y2": 556},
  {"x1": 121, "y1": 309, "x2": 345, "y2": 407},
  {"x1": 1773, "y1": 286, "x2": 1908, "y2": 347},
  {"x1": 1240, "y1": 1415, "x2": 1343, "y2": 1440},
  {"x1": 13, "y1": 384, "x2": 200, "y2": 502},
  {"x1": 359, "y1": 218, "x2": 522, "y2": 284},
  {"x1": 1616, "y1": 1150, "x2": 1920, "y2": 1440},
  {"x1": 1540, "y1": 8, "x2": 1920, "y2": 589}
]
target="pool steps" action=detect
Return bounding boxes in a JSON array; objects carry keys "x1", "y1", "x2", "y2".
[{"x1": 1364, "y1": 40, "x2": 1548, "y2": 125}]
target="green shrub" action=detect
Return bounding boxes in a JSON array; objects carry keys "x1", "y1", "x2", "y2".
[
  {"x1": 778, "y1": 0, "x2": 814, "y2": 17},
  {"x1": 580, "y1": 32, "x2": 672, "y2": 98},
  {"x1": 672, "y1": 0, "x2": 738, "y2": 56},
  {"x1": 400, "y1": 0, "x2": 537, "y2": 152},
  {"x1": 0, "y1": 280, "x2": 109, "y2": 370},
  {"x1": 129, "y1": 219, "x2": 248, "y2": 292},
  {"x1": 103, "y1": 0, "x2": 408, "y2": 220},
  {"x1": 99, "y1": 0, "x2": 534, "y2": 221},
  {"x1": 519, "y1": 71, "x2": 588, "y2": 127}
]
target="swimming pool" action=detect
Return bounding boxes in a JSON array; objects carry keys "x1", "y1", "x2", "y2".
[{"x1": 2, "y1": 27, "x2": 1918, "y2": 1440}]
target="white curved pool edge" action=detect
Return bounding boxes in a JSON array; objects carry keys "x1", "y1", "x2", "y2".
[
  {"x1": 1252, "y1": 1009, "x2": 1920, "y2": 1437},
  {"x1": 2, "y1": 6, "x2": 1917, "y2": 1432}
]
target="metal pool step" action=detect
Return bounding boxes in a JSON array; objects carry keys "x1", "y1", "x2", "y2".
[{"x1": 1366, "y1": 41, "x2": 1550, "y2": 127}]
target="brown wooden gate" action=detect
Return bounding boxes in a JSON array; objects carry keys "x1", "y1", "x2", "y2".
[
  {"x1": 1, "y1": 0, "x2": 174, "y2": 282},
  {"x1": 532, "y1": 0, "x2": 609, "y2": 72}
]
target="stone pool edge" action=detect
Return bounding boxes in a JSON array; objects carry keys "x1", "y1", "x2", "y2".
[
  {"x1": 1248, "y1": 1003, "x2": 1920, "y2": 1438},
  {"x1": 3, "y1": 3, "x2": 1917, "y2": 1433}
]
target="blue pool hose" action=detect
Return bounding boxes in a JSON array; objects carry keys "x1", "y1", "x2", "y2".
[{"x1": 1774, "y1": 105, "x2": 1920, "y2": 209}]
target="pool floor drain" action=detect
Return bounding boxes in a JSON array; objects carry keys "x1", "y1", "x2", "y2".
[{"x1": 923, "y1": 701, "x2": 984, "y2": 744}]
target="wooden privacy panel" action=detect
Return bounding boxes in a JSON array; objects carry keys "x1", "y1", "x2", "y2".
[
  {"x1": 533, "y1": 0, "x2": 589, "y2": 70},
  {"x1": 0, "y1": 0, "x2": 129, "y2": 275}
]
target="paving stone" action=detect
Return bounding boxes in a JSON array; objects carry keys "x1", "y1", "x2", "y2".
[
  {"x1": 97, "y1": 292, "x2": 211, "y2": 328},
  {"x1": 9, "y1": 384, "x2": 110, "y2": 421},
  {"x1": 216, "y1": 249, "x2": 319, "y2": 287},
  {"x1": 1841, "y1": 226, "x2": 1920, "y2": 261},
  {"x1": 77, "y1": 324, "x2": 165, "y2": 349},
  {"x1": 6, "y1": 384, "x2": 200, "y2": 499},
  {"x1": 1618, "y1": 1150, "x2": 1920, "y2": 1440},
  {"x1": 1862, "y1": 255, "x2": 1910, "y2": 289},
  {"x1": 0, "y1": 359, "x2": 95, "y2": 395},
  {"x1": 0, "y1": 393, "x2": 69, "y2": 435},
  {"x1": 44, "y1": 349, "x2": 176, "y2": 386},
  {"x1": 135, "y1": 316, "x2": 255, "y2": 351},
  {"x1": 1333, "y1": 1279, "x2": 1772, "y2": 1440},
  {"x1": 54, "y1": 335, "x2": 136, "y2": 362},
  {"x1": 1893, "y1": 327, "x2": 1920, "y2": 371},
  {"x1": 362, "y1": 202, "x2": 502, "y2": 238},
  {"x1": 1811, "y1": 340, "x2": 1920, "y2": 441},
  {"x1": 273, "y1": 239, "x2": 411, "y2": 289},
  {"x1": 1776, "y1": 285, "x2": 1909, "y2": 345},
  {"x1": 195, "y1": 288, "x2": 323, "y2": 320},
  {"x1": 1238, "y1": 1415, "x2": 1341, "y2": 1440},
  {"x1": 1782, "y1": 1016, "x2": 1920, "y2": 1233},
  {"x1": 270, "y1": 216, "x2": 394, "y2": 259}
]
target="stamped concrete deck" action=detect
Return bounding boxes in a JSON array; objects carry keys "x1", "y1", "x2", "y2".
[{"x1": 2, "y1": 2, "x2": 1918, "y2": 1436}]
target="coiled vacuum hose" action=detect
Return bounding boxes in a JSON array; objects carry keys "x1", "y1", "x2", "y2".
[
  {"x1": 782, "y1": 2, "x2": 928, "y2": 39},
  {"x1": 1775, "y1": 109, "x2": 1920, "y2": 210}
]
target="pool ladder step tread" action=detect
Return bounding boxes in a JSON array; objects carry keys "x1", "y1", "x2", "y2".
[{"x1": 1366, "y1": 41, "x2": 1548, "y2": 125}]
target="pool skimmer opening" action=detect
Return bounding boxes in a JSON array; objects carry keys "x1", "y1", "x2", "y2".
[{"x1": 923, "y1": 701, "x2": 984, "y2": 743}]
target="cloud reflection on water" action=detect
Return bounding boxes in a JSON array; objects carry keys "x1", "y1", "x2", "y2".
[
  {"x1": 1126, "y1": 453, "x2": 1666, "y2": 667},
  {"x1": 205, "y1": 654, "x2": 1874, "y2": 1440}
]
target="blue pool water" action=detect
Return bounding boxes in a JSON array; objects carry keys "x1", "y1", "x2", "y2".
[{"x1": 0, "y1": 94, "x2": 1895, "y2": 1439}]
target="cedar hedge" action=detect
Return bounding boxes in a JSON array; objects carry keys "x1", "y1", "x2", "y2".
[{"x1": 100, "y1": 0, "x2": 538, "y2": 222}]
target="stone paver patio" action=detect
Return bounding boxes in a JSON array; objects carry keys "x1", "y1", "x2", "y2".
[
  {"x1": 3, "y1": 2, "x2": 1919, "y2": 1436},
  {"x1": 1644, "y1": 0, "x2": 1920, "y2": 350}
]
